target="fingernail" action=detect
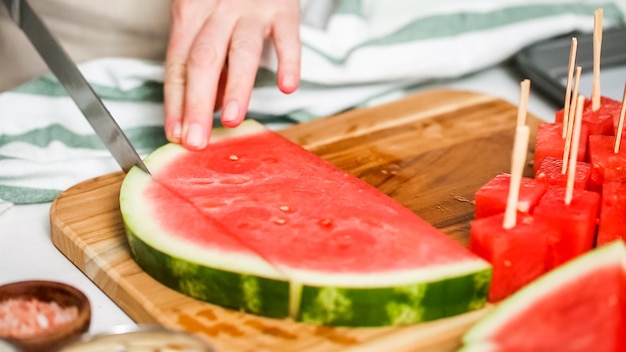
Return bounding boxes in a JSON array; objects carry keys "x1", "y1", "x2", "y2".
[
  {"x1": 170, "y1": 123, "x2": 182, "y2": 140},
  {"x1": 185, "y1": 123, "x2": 206, "y2": 149},
  {"x1": 282, "y1": 75, "x2": 296, "y2": 90},
  {"x1": 222, "y1": 101, "x2": 240, "y2": 124}
]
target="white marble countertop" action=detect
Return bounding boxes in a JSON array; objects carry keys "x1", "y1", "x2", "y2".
[{"x1": 0, "y1": 62, "x2": 559, "y2": 335}]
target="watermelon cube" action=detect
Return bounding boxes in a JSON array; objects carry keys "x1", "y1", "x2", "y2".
[
  {"x1": 597, "y1": 167, "x2": 626, "y2": 247},
  {"x1": 587, "y1": 135, "x2": 626, "y2": 193},
  {"x1": 555, "y1": 96, "x2": 622, "y2": 136},
  {"x1": 469, "y1": 213, "x2": 551, "y2": 302},
  {"x1": 533, "y1": 122, "x2": 587, "y2": 175},
  {"x1": 533, "y1": 187, "x2": 600, "y2": 270},
  {"x1": 534, "y1": 156, "x2": 591, "y2": 190},
  {"x1": 474, "y1": 173, "x2": 548, "y2": 219}
]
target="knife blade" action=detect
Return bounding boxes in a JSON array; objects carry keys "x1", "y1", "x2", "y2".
[{"x1": 2, "y1": 0, "x2": 150, "y2": 174}]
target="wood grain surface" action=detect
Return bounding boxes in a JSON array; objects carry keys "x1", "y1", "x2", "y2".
[{"x1": 49, "y1": 90, "x2": 541, "y2": 352}]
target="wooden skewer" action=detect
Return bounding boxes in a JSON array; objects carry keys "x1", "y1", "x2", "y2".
[
  {"x1": 562, "y1": 66, "x2": 583, "y2": 174},
  {"x1": 592, "y1": 8, "x2": 603, "y2": 111},
  {"x1": 504, "y1": 79, "x2": 531, "y2": 229},
  {"x1": 565, "y1": 95, "x2": 585, "y2": 205},
  {"x1": 614, "y1": 82, "x2": 626, "y2": 153},
  {"x1": 517, "y1": 79, "x2": 531, "y2": 127},
  {"x1": 562, "y1": 37, "x2": 578, "y2": 138},
  {"x1": 504, "y1": 125, "x2": 531, "y2": 229}
]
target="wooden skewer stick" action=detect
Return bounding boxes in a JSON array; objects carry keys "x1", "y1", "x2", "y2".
[
  {"x1": 504, "y1": 125, "x2": 531, "y2": 229},
  {"x1": 562, "y1": 66, "x2": 583, "y2": 175},
  {"x1": 592, "y1": 8, "x2": 603, "y2": 111},
  {"x1": 504, "y1": 79, "x2": 531, "y2": 229},
  {"x1": 565, "y1": 95, "x2": 585, "y2": 205},
  {"x1": 562, "y1": 37, "x2": 578, "y2": 138},
  {"x1": 517, "y1": 79, "x2": 531, "y2": 127},
  {"x1": 614, "y1": 82, "x2": 626, "y2": 153}
]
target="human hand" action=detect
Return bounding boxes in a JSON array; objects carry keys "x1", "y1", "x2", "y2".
[{"x1": 164, "y1": 0, "x2": 301, "y2": 150}]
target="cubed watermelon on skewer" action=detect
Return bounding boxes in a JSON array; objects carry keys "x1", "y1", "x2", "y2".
[
  {"x1": 587, "y1": 135, "x2": 626, "y2": 193},
  {"x1": 535, "y1": 156, "x2": 591, "y2": 190},
  {"x1": 533, "y1": 187, "x2": 600, "y2": 270},
  {"x1": 469, "y1": 213, "x2": 551, "y2": 302},
  {"x1": 533, "y1": 122, "x2": 587, "y2": 175},
  {"x1": 474, "y1": 173, "x2": 548, "y2": 219},
  {"x1": 555, "y1": 96, "x2": 622, "y2": 136},
  {"x1": 597, "y1": 167, "x2": 626, "y2": 247}
]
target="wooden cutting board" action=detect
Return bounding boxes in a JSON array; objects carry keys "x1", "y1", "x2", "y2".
[{"x1": 50, "y1": 90, "x2": 542, "y2": 352}]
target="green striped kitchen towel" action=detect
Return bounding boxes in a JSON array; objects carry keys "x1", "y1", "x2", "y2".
[{"x1": 0, "y1": 0, "x2": 624, "y2": 210}]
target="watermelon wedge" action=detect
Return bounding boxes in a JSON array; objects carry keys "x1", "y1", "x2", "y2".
[
  {"x1": 461, "y1": 240, "x2": 626, "y2": 352},
  {"x1": 119, "y1": 120, "x2": 492, "y2": 327}
]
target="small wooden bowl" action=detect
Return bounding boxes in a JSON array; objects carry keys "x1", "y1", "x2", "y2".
[{"x1": 0, "y1": 280, "x2": 91, "y2": 352}]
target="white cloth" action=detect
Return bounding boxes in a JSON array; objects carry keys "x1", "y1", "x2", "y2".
[{"x1": 0, "y1": 0, "x2": 624, "y2": 206}]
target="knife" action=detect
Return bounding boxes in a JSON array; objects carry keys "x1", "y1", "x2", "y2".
[{"x1": 2, "y1": 0, "x2": 150, "y2": 174}]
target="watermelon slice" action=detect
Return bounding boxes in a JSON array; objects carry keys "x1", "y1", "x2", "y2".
[
  {"x1": 473, "y1": 173, "x2": 547, "y2": 219},
  {"x1": 461, "y1": 239, "x2": 626, "y2": 352},
  {"x1": 119, "y1": 120, "x2": 492, "y2": 327}
]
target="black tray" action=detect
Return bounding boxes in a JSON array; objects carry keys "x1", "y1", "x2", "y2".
[{"x1": 514, "y1": 26, "x2": 626, "y2": 106}]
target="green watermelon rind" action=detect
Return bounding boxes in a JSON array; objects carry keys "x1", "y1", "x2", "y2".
[
  {"x1": 126, "y1": 225, "x2": 291, "y2": 318},
  {"x1": 297, "y1": 269, "x2": 491, "y2": 326},
  {"x1": 126, "y1": 219, "x2": 492, "y2": 326},
  {"x1": 120, "y1": 120, "x2": 493, "y2": 326},
  {"x1": 461, "y1": 240, "x2": 626, "y2": 346}
]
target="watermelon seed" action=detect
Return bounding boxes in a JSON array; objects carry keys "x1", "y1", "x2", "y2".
[
  {"x1": 279, "y1": 205, "x2": 290, "y2": 212},
  {"x1": 229, "y1": 155, "x2": 239, "y2": 161},
  {"x1": 274, "y1": 218, "x2": 287, "y2": 225},
  {"x1": 504, "y1": 260, "x2": 512, "y2": 267}
]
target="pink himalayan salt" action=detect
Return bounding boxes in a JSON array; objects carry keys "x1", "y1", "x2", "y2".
[{"x1": 0, "y1": 298, "x2": 78, "y2": 338}]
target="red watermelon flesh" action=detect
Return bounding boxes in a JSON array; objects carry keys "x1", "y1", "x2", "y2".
[
  {"x1": 587, "y1": 135, "x2": 626, "y2": 193},
  {"x1": 469, "y1": 213, "x2": 550, "y2": 302},
  {"x1": 144, "y1": 173, "x2": 281, "y2": 274},
  {"x1": 145, "y1": 122, "x2": 486, "y2": 281},
  {"x1": 555, "y1": 96, "x2": 622, "y2": 136},
  {"x1": 597, "y1": 167, "x2": 626, "y2": 247},
  {"x1": 535, "y1": 156, "x2": 591, "y2": 190},
  {"x1": 461, "y1": 240, "x2": 626, "y2": 352},
  {"x1": 533, "y1": 187, "x2": 600, "y2": 270},
  {"x1": 473, "y1": 173, "x2": 548, "y2": 219},
  {"x1": 533, "y1": 122, "x2": 588, "y2": 175}
]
